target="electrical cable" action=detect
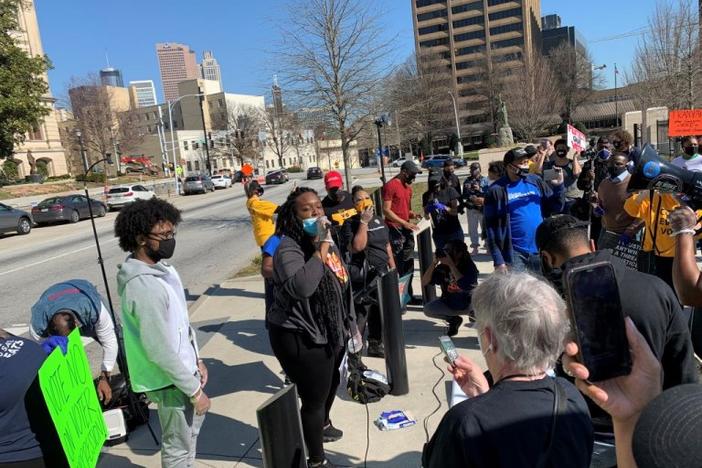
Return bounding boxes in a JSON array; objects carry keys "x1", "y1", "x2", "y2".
[
  {"x1": 423, "y1": 350, "x2": 446, "y2": 443},
  {"x1": 364, "y1": 400, "x2": 370, "y2": 468}
]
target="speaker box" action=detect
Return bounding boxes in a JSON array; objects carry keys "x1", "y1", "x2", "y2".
[{"x1": 103, "y1": 408, "x2": 128, "y2": 446}]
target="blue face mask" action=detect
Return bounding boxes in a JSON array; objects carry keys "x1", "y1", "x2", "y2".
[
  {"x1": 301, "y1": 217, "x2": 318, "y2": 236},
  {"x1": 597, "y1": 149, "x2": 612, "y2": 160}
]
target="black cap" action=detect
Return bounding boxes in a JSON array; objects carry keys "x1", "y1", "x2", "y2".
[
  {"x1": 535, "y1": 214, "x2": 589, "y2": 252},
  {"x1": 246, "y1": 180, "x2": 264, "y2": 197},
  {"x1": 524, "y1": 145, "x2": 538, "y2": 156},
  {"x1": 469, "y1": 162, "x2": 481, "y2": 170},
  {"x1": 400, "y1": 160, "x2": 422, "y2": 175},
  {"x1": 633, "y1": 384, "x2": 702, "y2": 467},
  {"x1": 503, "y1": 148, "x2": 528, "y2": 165},
  {"x1": 443, "y1": 159, "x2": 454, "y2": 167}
]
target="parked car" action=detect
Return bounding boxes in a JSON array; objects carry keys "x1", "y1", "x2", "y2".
[
  {"x1": 306, "y1": 167, "x2": 323, "y2": 179},
  {"x1": 421, "y1": 155, "x2": 452, "y2": 169},
  {"x1": 106, "y1": 184, "x2": 156, "y2": 211},
  {"x1": 211, "y1": 175, "x2": 232, "y2": 189},
  {"x1": 453, "y1": 157, "x2": 467, "y2": 168},
  {"x1": 183, "y1": 175, "x2": 215, "y2": 195},
  {"x1": 32, "y1": 195, "x2": 106, "y2": 225},
  {"x1": 232, "y1": 171, "x2": 244, "y2": 183},
  {"x1": 391, "y1": 158, "x2": 408, "y2": 168},
  {"x1": 0, "y1": 202, "x2": 33, "y2": 235},
  {"x1": 265, "y1": 170, "x2": 289, "y2": 185}
]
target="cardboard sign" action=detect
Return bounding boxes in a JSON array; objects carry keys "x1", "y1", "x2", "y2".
[
  {"x1": 38, "y1": 329, "x2": 107, "y2": 468},
  {"x1": 668, "y1": 109, "x2": 702, "y2": 137},
  {"x1": 611, "y1": 237, "x2": 641, "y2": 271},
  {"x1": 567, "y1": 124, "x2": 587, "y2": 153}
]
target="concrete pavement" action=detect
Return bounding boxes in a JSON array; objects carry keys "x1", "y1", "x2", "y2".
[{"x1": 98, "y1": 223, "x2": 495, "y2": 467}]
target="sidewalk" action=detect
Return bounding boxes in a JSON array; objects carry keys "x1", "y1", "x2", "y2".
[{"x1": 98, "y1": 236, "x2": 495, "y2": 468}]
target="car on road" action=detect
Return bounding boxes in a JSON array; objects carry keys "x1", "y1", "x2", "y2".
[
  {"x1": 106, "y1": 184, "x2": 156, "y2": 211},
  {"x1": 31, "y1": 195, "x2": 106, "y2": 225},
  {"x1": 421, "y1": 155, "x2": 452, "y2": 169},
  {"x1": 0, "y1": 202, "x2": 33, "y2": 235},
  {"x1": 232, "y1": 171, "x2": 244, "y2": 183},
  {"x1": 265, "y1": 169, "x2": 289, "y2": 185},
  {"x1": 391, "y1": 158, "x2": 408, "y2": 167},
  {"x1": 453, "y1": 157, "x2": 467, "y2": 168},
  {"x1": 306, "y1": 167, "x2": 323, "y2": 179},
  {"x1": 183, "y1": 175, "x2": 215, "y2": 195},
  {"x1": 211, "y1": 174, "x2": 232, "y2": 189}
]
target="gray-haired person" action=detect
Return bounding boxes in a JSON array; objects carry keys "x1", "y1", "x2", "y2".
[{"x1": 423, "y1": 272, "x2": 593, "y2": 468}]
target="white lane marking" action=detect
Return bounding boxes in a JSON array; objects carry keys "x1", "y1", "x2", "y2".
[
  {"x1": 0, "y1": 237, "x2": 119, "y2": 277},
  {"x1": 215, "y1": 224, "x2": 228, "y2": 229}
]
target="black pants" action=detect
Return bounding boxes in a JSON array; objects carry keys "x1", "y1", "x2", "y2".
[
  {"x1": 269, "y1": 326, "x2": 344, "y2": 463},
  {"x1": 389, "y1": 226, "x2": 415, "y2": 297},
  {"x1": 355, "y1": 299, "x2": 382, "y2": 342}
]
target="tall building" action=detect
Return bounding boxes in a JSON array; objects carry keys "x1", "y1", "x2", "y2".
[
  {"x1": 128, "y1": 80, "x2": 157, "y2": 108},
  {"x1": 412, "y1": 0, "x2": 542, "y2": 145},
  {"x1": 541, "y1": 14, "x2": 592, "y2": 88},
  {"x1": 100, "y1": 67, "x2": 124, "y2": 87},
  {"x1": 156, "y1": 42, "x2": 199, "y2": 102},
  {"x1": 11, "y1": 0, "x2": 68, "y2": 177},
  {"x1": 272, "y1": 77, "x2": 284, "y2": 115},
  {"x1": 200, "y1": 51, "x2": 222, "y2": 88}
]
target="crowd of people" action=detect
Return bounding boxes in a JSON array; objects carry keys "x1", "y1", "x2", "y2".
[{"x1": 3, "y1": 129, "x2": 702, "y2": 468}]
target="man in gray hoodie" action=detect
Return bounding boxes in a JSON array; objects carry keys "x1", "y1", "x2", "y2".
[{"x1": 115, "y1": 199, "x2": 209, "y2": 468}]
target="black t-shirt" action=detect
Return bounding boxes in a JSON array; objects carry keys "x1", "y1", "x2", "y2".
[
  {"x1": 349, "y1": 215, "x2": 390, "y2": 272},
  {"x1": 422, "y1": 377, "x2": 593, "y2": 468},
  {"x1": 0, "y1": 336, "x2": 61, "y2": 463},
  {"x1": 322, "y1": 191, "x2": 355, "y2": 259},
  {"x1": 443, "y1": 172, "x2": 461, "y2": 193},
  {"x1": 422, "y1": 187, "x2": 462, "y2": 236},
  {"x1": 430, "y1": 259, "x2": 479, "y2": 310}
]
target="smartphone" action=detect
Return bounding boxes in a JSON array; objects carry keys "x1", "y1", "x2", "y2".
[
  {"x1": 543, "y1": 168, "x2": 561, "y2": 182},
  {"x1": 564, "y1": 261, "x2": 631, "y2": 382},
  {"x1": 439, "y1": 335, "x2": 459, "y2": 365}
]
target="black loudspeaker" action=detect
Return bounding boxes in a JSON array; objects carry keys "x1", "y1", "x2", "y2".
[
  {"x1": 629, "y1": 144, "x2": 702, "y2": 208},
  {"x1": 256, "y1": 384, "x2": 306, "y2": 468}
]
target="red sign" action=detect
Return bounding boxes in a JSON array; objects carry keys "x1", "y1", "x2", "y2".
[
  {"x1": 567, "y1": 124, "x2": 587, "y2": 153},
  {"x1": 668, "y1": 109, "x2": 702, "y2": 137}
]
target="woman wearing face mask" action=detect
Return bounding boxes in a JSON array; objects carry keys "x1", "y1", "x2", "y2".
[
  {"x1": 268, "y1": 187, "x2": 359, "y2": 468},
  {"x1": 671, "y1": 136, "x2": 702, "y2": 172},
  {"x1": 596, "y1": 153, "x2": 644, "y2": 250},
  {"x1": 115, "y1": 198, "x2": 210, "y2": 467},
  {"x1": 347, "y1": 186, "x2": 395, "y2": 357},
  {"x1": 542, "y1": 139, "x2": 582, "y2": 214}
]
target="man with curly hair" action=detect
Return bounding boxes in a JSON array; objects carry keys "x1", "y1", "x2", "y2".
[{"x1": 115, "y1": 198, "x2": 209, "y2": 468}]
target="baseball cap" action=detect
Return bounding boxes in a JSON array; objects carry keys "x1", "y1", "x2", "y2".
[
  {"x1": 443, "y1": 159, "x2": 455, "y2": 167},
  {"x1": 469, "y1": 162, "x2": 481, "y2": 171},
  {"x1": 524, "y1": 145, "x2": 538, "y2": 156},
  {"x1": 503, "y1": 148, "x2": 528, "y2": 165},
  {"x1": 324, "y1": 170, "x2": 343, "y2": 189},
  {"x1": 633, "y1": 384, "x2": 702, "y2": 467},
  {"x1": 400, "y1": 160, "x2": 422, "y2": 175}
]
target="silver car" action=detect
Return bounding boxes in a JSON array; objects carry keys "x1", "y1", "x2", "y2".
[
  {"x1": 31, "y1": 195, "x2": 107, "y2": 225},
  {"x1": 183, "y1": 175, "x2": 215, "y2": 195},
  {"x1": 0, "y1": 202, "x2": 33, "y2": 235}
]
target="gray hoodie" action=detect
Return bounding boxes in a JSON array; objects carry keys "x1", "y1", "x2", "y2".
[{"x1": 117, "y1": 256, "x2": 200, "y2": 396}]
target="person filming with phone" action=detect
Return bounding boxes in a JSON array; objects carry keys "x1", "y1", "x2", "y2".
[{"x1": 422, "y1": 272, "x2": 593, "y2": 468}]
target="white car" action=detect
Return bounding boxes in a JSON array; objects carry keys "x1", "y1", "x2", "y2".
[
  {"x1": 392, "y1": 158, "x2": 408, "y2": 167},
  {"x1": 106, "y1": 184, "x2": 156, "y2": 211},
  {"x1": 211, "y1": 175, "x2": 232, "y2": 189}
]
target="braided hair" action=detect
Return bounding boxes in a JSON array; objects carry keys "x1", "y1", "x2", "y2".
[{"x1": 275, "y1": 187, "x2": 346, "y2": 346}]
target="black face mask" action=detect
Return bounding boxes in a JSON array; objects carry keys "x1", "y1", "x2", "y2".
[
  {"x1": 556, "y1": 149, "x2": 568, "y2": 158},
  {"x1": 684, "y1": 145, "x2": 699, "y2": 157},
  {"x1": 405, "y1": 174, "x2": 416, "y2": 184},
  {"x1": 146, "y1": 237, "x2": 176, "y2": 262},
  {"x1": 607, "y1": 166, "x2": 627, "y2": 179},
  {"x1": 328, "y1": 187, "x2": 340, "y2": 200},
  {"x1": 540, "y1": 256, "x2": 565, "y2": 296},
  {"x1": 511, "y1": 164, "x2": 529, "y2": 177}
]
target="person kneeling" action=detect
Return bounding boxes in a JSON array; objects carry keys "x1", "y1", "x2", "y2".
[
  {"x1": 420, "y1": 240, "x2": 478, "y2": 336},
  {"x1": 422, "y1": 273, "x2": 593, "y2": 468}
]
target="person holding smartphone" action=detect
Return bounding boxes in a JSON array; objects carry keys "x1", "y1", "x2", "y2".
[{"x1": 542, "y1": 139, "x2": 583, "y2": 214}]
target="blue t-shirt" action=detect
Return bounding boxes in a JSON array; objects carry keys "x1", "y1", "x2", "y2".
[
  {"x1": 261, "y1": 234, "x2": 281, "y2": 257},
  {"x1": 506, "y1": 179, "x2": 543, "y2": 255}
]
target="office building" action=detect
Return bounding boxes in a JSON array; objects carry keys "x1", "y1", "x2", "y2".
[
  {"x1": 11, "y1": 0, "x2": 68, "y2": 177},
  {"x1": 412, "y1": 0, "x2": 542, "y2": 145},
  {"x1": 200, "y1": 51, "x2": 222, "y2": 88},
  {"x1": 100, "y1": 67, "x2": 124, "y2": 87},
  {"x1": 156, "y1": 42, "x2": 199, "y2": 102},
  {"x1": 272, "y1": 76, "x2": 284, "y2": 115},
  {"x1": 541, "y1": 14, "x2": 591, "y2": 87},
  {"x1": 128, "y1": 80, "x2": 157, "y2": 108}
]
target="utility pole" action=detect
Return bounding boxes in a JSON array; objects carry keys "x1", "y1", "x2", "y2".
[
  {"x1": 614, "y1": 63, "x2": 619, "y2": 128},
  {"x1": 198, "y1": 87, "x2": 212, "y2": 175}
]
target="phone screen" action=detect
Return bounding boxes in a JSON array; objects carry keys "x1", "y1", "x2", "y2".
[
  {"x1": 439, "y1": 335, "x2": 458, "y2": 365},
  {"x1": 566, "y1": 262, "x2": 631, "y2": 381},
  {"x1": 543, "y1": 168, "x2": 558, "y2": 181}
]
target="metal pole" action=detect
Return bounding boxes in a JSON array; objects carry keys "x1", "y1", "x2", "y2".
[
  {"x1": 378, "y1": 269, "x2": 409, "y2": 395},
  {"x1": 417, "y1": 227, "x2": 437, "y2": 303},
  {"x1": 376, "y1": 123, "x2": 387, "y2": 186},
  {"x1": 614, "y1": 63, "x2": 618, "y2": 128},
  {"x1": 168, "y1": 102, "x2": 179, "y2": 195},
  {"x1": 448, "y1": 91, "x2": 462, "y2": 154},
  {"x1": 198, "y1": 89, "x2": 212, "y2": 175}
]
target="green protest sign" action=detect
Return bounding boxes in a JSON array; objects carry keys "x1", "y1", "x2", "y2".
[{"x1": 38, "y1": 329, "x2": 108, "y2": 468}]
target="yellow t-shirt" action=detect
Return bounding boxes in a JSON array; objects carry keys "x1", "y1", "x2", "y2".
[
  {"x1": 623, "y1": 191, "x2": 701, "y2": 257},
  {"x1": 246, "y1": 196, "x2": 278, "y2": 247}
]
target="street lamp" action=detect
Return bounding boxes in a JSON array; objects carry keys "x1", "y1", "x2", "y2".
[
  {"x1": 374, "y1": 113, "x2": 391, "y2": 186},
  {"x1": 447, "y1": 91, "x2": 463, "y2": 156},
  {"x1": 167, "y1": 92, "x2": 205, "y2": 195}
]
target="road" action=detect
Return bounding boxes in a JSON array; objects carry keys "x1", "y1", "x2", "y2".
[{"x1": 0, "y1": 176, "x2": 325, "y2": 336}]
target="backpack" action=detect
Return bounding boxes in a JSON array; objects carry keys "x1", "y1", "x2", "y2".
[{"x1": 346, "y1": 352, "x2": 390, "y2": 404}]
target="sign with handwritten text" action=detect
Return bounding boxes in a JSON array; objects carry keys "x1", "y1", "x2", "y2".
[
  {"x1": 567, "y1": 124, "x2": 587, "y2": 153},
  {"x1": 38, "y1": 329, "x2": 107, "y2": 468},
  {"x1": 668, "y1": 109, "x2": 702, "y2": 137}
]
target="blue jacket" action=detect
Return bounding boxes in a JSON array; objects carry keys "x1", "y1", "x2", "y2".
[
  {"x1": 31, "y1": 279, "x2": 103, "y2": 337},
  {"x1": 484, "y1": 174, "x2": 565, "y2": 266}
]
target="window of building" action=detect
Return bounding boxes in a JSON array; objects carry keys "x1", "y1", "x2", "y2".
[
  {"x1": 213, "y1": 160, "x2": 218, "y2": 169},
  {"x1": 488, "y1": 7, "x2": 522, "y2": 21},
  {"x1": 456, "y1": 60, "x2": 479, "y2": 70},
  {"x1": 462, "y1": 113, "x2": 489, "y2": 125},
  {"x1": 457, "y1": 74, "x2": 482, "y2": 84},
  {"x1": 266, "y1": 160, "x2": 270, "y2": 169},
  {"x1": 491, "y1": 37, "x2": 523, "y2": 49},
  {"x1": 419, "y1": 23, "x2": 449, "y2": 35},
  {"x1": 493, "y1": 51, "x2": 523, "y2": 63},
  {"x1": 417, "y1": 8, "x2": 448, "y2": 21},
  {"x1": 193, "y1": 142, "x2": 199, "y2": 149},
  {"x1": 487, "y1": 0, "x2": 515, "y2": 6},
  {"x1": 147, "y1": 125, "x2": 152, "y2": 133},
  {"x1": 489, "y1": 22, "x2": 522, "y2": 36},
  {"x1": 183, "y1": 140, "x2": 189, "y2": 150},
  {"x1": 454, "y1": 29, "x2": 485, "y2": 42},
  {"x1": 416, "y1": 0, "x2": 445, "y2": 7},
  {"x1": 187, "y1": 161, "x2": 192, "y2": 172},
  {"x1": 419, "y1": 37, "x2": 449, "y2": 48},
  {"x1": 452, "y1": 1, "x2": 482, "y2": 14},
  {"x1": 456, "y1": 44, "x2": 485, "y2": 56},
  {"x1": 453, "y1": 15, "x2": 484, "y2": 29},
  {"x1": 194, "y1": 161, "x2": 200, "y2": 171},
  {"x1": 28, "y1": 125, "x2": 43, "y2": 141}
]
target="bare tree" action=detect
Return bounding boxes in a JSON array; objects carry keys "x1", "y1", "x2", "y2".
[
  {"x1": 261, "y1": 107, "x2": 294, "y2": 168},
  {"x1": 212, "y1": 104, "x2": 264, "y2": 166},
  {"x1": 548, "y1": 43, "x2": 600, "y2": 123},
  {"x1": 276, "y1": 0, "x2": 393, "y2": 188},
  {"x1": 629, "y1": 0, "x2": 701, "y2": 110},
  {"x1": 502, "y1": 53, "x2": 561, "y2": 142}
]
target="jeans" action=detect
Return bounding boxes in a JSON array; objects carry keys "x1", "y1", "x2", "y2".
[
  {"x1": 466, "y1": 209, "x2": 483, "y2": 248},
  {"x1": 511, "y1": 251, "x2": 541, "y2": 273},
  {"x1": 146, "y1": 386, "x2": 206, "y2": 468}
]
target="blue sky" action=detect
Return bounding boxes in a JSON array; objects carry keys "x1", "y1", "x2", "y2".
[{"x1": 36, "y1": 0, "x2": 660, "y2": 105}]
